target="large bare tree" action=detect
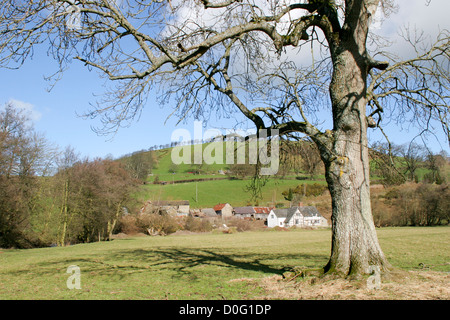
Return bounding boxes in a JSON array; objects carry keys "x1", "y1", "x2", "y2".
[{"x1": 1, "y1": 0, "x2": 448, "y2": 276}]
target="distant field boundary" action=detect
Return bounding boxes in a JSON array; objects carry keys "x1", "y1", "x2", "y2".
[
  {"x1": 151, "y1": 176, "x2": 329, "y2": 185},
  {"x1": 152, "y1": 177, "x2": 230, "y2": 185}
]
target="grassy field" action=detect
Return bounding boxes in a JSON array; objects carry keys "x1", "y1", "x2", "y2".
[
  {"x1": 133, "y1": 144, "x2": 329, "y2": 209},
  {"x1": 137, "y1": 177, "x2": 327, "y2": 209},
  {"x1": 135, "y1": 144, "x2": 449, "y2": 211},
  {"x1": 0, "y1": 226, "x2": 448, "y2": 300}
]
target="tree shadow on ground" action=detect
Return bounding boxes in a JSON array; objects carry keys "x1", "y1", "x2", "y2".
[
  {"x1": 1, "y1": 246, "x2": 328, "y2": 282},
  {"x1": 104, "y1": 247, "x2": 327, "y2": 278}
]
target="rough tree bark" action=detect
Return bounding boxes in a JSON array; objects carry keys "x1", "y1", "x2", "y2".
[{"x1": 319, "y1": 1, "x2": 391, "y2": 275}]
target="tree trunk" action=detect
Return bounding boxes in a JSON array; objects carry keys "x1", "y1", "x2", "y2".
[
  {"x1": 107, "y1": 202, "x2": 123, "y2": 241},
  {"x1": 322, "y1": 33, "x2": 391, "y2": 276},
  {"x1": 58, "y1": 179, "x2": 69, "y2": 247},
  {"x1": 323, "y1": 141, "x2": 391, "y2": 276}
]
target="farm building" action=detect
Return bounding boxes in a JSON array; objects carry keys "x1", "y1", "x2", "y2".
[
  {"x1": 267, "y1": 206, "x2": 328, "y2": 228},
  {"x1": 233, "y1": 206, "x2": 255, "y2": 219},
  {"x1": 233, "y1": 206, "x2": 272, "y2": 220},
  {"x1": 140, "y1": 200, "x2": 190, "y2": 217},
  {"x1": 253, "y1": 207, "x2": 272, "y2": 220},
  {"x1": 201, "y1": 208, "x2": 217, "y2": 217},
  {"x1": 190, "y1": 207, "x2": 217, "y2": 218},
  {"x1": 214, "y1": 203, "x2": 233, "y2": 217}
]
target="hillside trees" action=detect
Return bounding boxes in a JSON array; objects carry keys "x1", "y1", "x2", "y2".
[
  {"x1": 53, "y1": 146, "x2": 79, "y2": 246},
  {"x1": 0, "y1": 103, "x2": 139, "y2": 247},
  {"x1": 297, "y1": 140, "x2": 323, "y2": 179},
  {"x1": 52, "y1": 156, "x2": 139, "y2": 245},
  {"x1": 372, "y1": 183, "x2": 449, "y2": 227},
  {"x1": 399, "y1": 142, "x2": 425, "y2": 182},
  {"x1": 424, "y1": 150, "x2": 448, "y2": 184},
  {"x1": 370, "y1": 140, "x2": 448, "y2": 185},
  {"x1": 369, "y1": 141, "x2": 406, "y2": 186},
  {"x1": 0, "y1": 103, "x2": 56, "y2": 247},
  {"x1": 0, "y1": 1, "x2": 448, "y2": 276},
  {"x1": 124, "y1": 151, "x2": 155, "y2": 182},
  {"x1": 277, "y1": 139, "x2": 322, "y2": 178}
]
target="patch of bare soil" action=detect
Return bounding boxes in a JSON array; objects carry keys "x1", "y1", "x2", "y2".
[{"x1": 246, "y1": 270, "x2": 450, "y2": 300}]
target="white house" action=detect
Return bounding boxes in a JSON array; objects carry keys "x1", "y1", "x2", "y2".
[
  {"x1": 267, "y1": 206, "x2": 328, "y2": 228},
  {"x1": 267, "y1": 209, "x2": 281, "y2": 227}
]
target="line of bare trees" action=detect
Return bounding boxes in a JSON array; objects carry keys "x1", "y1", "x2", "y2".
[
  {"x1": 370, "y1": 141, "x2": 448, "y2": 186},
  {"x1": 372, "y1": 183, "x2": 449, "y2": 227},
  {"x1": 0, "y1": 103, "x2": 140, "y2": 248},
  {"x1": 227, "y1": 138, "x2": 324, "y2": 180}
]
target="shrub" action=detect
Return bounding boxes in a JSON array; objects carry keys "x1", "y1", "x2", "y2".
[
  {"x1": 227, "y1": 219, "x2": 253, "y2": 232},
  {"x1": 137, "y1": 213, "x2": 181, "y2": 235},
  {"x1": 372, "y1": 183, "x2": 449, "y2": 227},
  {"x1": 184, "y1": 216, "x2": 213, "y2": 232},
  {"x1": 118, "y1": 215, "x2": 141, "y2": 235},
  {"x1": 423, "y1": 171, "x2": 447, "y2": 185},
  {"x1": 383, "y1": 188, "x2": 400, "y2": 200},
  {"x1": 281, "y1": 183, "x2": 327, "y2": 200}
]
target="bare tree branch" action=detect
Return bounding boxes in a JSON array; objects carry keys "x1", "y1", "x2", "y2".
[{"x1": 368, "y1": 29, "x2": 450, "y2": 145}]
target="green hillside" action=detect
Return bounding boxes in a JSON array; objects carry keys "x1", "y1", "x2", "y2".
[
  {"x1": 129, "y1": 141, "x2": 329, "y2": 210},
  {"x1": 138, "y1": 178, "x2": 327, "y2": 209},
  {"x1": 133, "y1": 142, "x2": 236, "y2": 181},
  {"x1": 127, "y1": 141, "x2": 448, "y2": 211}
]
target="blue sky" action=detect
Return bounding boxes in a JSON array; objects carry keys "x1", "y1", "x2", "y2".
[{"x1": 0, "y1": 0, "x2": 448, "y2": 160}]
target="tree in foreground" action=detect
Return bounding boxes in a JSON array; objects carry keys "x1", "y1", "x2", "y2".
[{"x1": 1, "y1": 0, "x2": 448, "y2": 277}]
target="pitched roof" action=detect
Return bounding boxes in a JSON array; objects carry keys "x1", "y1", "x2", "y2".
[
  {"x1": 234, "y1": 206, "x2": 256, "y2": 214},
  {"x1": 201, "y1": 208, "x2": 217, "y2": 217},
  {"x1": 272, "y1": 206, "x2": 323, "y2": 222},
  {"x1": 254, "y1": 207, "x2": 272, "y2": 214},
  {"x1": 271, "y1": 208, "x2": 289, "y2": 218},
  {"x1": 285, "y1": 207, "x2": 301, "y2": 223},
  {"x1": 298, "y1": 206, "x2": 321, "y2": 217},
  {"x1": 214, "y1": 203, "x2": 229, "y2": 211}
]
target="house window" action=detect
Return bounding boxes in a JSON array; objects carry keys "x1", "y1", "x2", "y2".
[
  {"x1": 280, "y1": 222, "x2": 283, "y2": 226},
  {"x1": 271, "y1": 214, "x2": 275, "y2": 219}
]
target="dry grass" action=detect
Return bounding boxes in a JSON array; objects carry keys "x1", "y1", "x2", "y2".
[{"x1": 243, "y1": 270, "x2": 450, "y2": 300}]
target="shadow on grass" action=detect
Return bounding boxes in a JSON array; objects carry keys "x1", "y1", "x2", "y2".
[
  {"x1": 104, "y1": 247, "x2": 327, "y2": 278},
  {"x1": 2, "y1": 247, "x2": 328, "y2": 282}
]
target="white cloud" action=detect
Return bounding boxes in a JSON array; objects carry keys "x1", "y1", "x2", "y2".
[
  {"x1": 6, "y1": 98, "x2": 42, "y2": 122},
  {"x1": 376, "y1": 0, "x2": 450, "y2": 50},
  {"x1": 389, "y1": 0, "x2": 449, "y2": 34}
]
